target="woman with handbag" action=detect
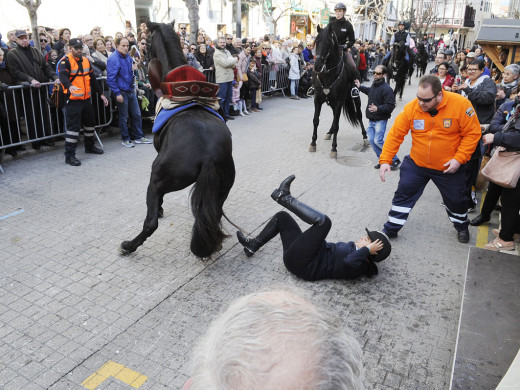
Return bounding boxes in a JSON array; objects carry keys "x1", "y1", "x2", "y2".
[{"x1": 481, "y1": 99, "x2": 520, "y2": 251}]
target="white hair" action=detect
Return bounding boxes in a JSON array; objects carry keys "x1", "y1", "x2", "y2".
[
  {"x1": 505, "y1": 64, "x2": 520, "y2": 78},
  {"x1": 188, "y1": 289, "x2": 364, "y2": 390}
]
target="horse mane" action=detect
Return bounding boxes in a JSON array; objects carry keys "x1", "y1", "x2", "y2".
[{"x1": 147, "y1": 21, "x2": 187, "y2": 78}]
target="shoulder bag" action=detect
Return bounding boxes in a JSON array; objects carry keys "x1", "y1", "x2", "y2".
[{"x1": 481, "y1": 146, "x2": 520, "y2": 188}]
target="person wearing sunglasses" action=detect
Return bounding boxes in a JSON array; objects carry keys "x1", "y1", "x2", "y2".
[
  {"x1": 354, "y1": 65, "x2": 400, "y2": 170},
  {"x1": 377, "y1": 74, "x2": 481, "y2": 244},
  {"x1": 178, "y1": 24, "x2": 189, "y2": 45}
]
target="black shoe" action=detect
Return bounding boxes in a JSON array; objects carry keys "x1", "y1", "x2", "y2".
[
  {"x1": 457, "y1": 229, "x2": 470, "y2": 243},
  {"x1": 256, "y1": 106, "x2": 264, "y2": 110},
  {"x1": 32, "y1": 142, "x2": 41, "y2": 150},
  {"x1": 65, "y1": 156, "x2": 81, "y2": 166},
  {"x1": 85, "y1": 146, "x2": 104, "y2": 154},
  {"x1": 383, "y1": 228, "x2": 398, "y2": 239},
  {"x1": 226, "y1": 116, "x2": 235, "y2": 120},
  {"x1": 374, "y1": 164, "x2": 381, "y2": 169},
  {"x1": 41, "y1": 139, "x2": 55, "y2": 146},
  {"x1": 469, "y1": 214, "x2": 490, "y2": 226},
  {"x1": 237, "y1": 231, "x2": 260, "y2": 257},
  {"x1": 390, "y1": 159, "x2": 401, "y2": 170},
  {"x1": 271, "y1": 175, "x2": 296, "y2": 202},
  {"x1": 5, "y1": 148, "x2": 17, "y2": 157}
]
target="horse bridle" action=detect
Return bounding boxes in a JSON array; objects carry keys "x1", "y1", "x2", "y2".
[{"x1": 316, "y1": 29, "x2": 344, "y2": 75}]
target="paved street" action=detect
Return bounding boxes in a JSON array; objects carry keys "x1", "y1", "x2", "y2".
[{"x1": 0, "y1": 73, "x2": 486, "y2": 390}]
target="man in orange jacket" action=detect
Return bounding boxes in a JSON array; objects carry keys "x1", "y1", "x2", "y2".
[{"x1": 378, "y1": 75, "x2": 481, "y2": 243}]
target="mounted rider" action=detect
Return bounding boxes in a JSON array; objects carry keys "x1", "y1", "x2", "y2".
[
  {"x1": 328, "y1": 2, "x2": 360, "y2": 97},
  {"x1": 383, "y1": 21, "x2": 413, "y2": 66}
]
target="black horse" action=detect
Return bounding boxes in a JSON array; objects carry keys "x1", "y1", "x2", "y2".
[
  {"x1": 121, "y1": 21, "x2": 235, "y2": 258},
  {"x1": 310, "y1": 25, "x2": 366, "y2": 158},
  {"x1": 415, "y1": 43, "x2": 428, "y2": 78},
  {"x1": 387, "y1": 42, "x2": 408, "y2": 101}
]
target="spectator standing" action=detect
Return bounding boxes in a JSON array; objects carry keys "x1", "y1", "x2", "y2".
[
  {"x1": 183, "y1": 43, "x2": 203, "y2": 71},
  {"x1": 299, "y1": 62, "x2": 313, "y2": 98},
  {"x1": 106, "y1": 37, "x2": 152, "y2": 147},
  {"x1": 7, "y1": 30, "x2": 59, "y2": 149},
  {"x1": 213, "y1": 36, "x2": 237, "y2": 120},
  {"x1": 455, "y1": 51, "x2": 467, "y2": 71},
  {"x1": 437, "y1": 62, "x2": 455, "y2": 91},
  {"x1": 302, "y1": 42, "x2": 314, "y2": 63},
  {"x1": 288, "y1": 46, "x2": 302, "y2": 100},
  {"x1": 195, "y1": 44, "x2": 214, "y2": 71},
  {"x1": 355, "y1": 65, "x2": 399, "y2": 169},
  {"x1": 6, "y1": 30, "x2": 17, "y2": 49},
  {"x1": 177, "y1": 24, "x2": 189, "y2": 46},
  {"x1": 444, "y1": 49, "x2": 459, "y2": 76},
  {"x1": 452, "y1": 59, "x2": 497, "y2": 212},
  {"x1": 495, "y1": 64, "x2": 519, "y2": 107},
  {"x1": 58, "y1": 38, "x2": 107, "y2": 166},
  {"x1": 231, "y1": 80, "x2": 248, "y2": 116},
  {"x1": 91, "y1": 38, "x2": 111, "y2": 76},
  {"x1": 358, "y1": 46, "x2": 368, "y2": 82},
  {"x1": 232, "y1": 37, "x2": 242, "y2": 54},
  {"x1": 378, "y1": 75, "x2": 481, "y2": 243},
  {"x1": 246, "y1": 59, "x2": 262, "y2": 112}
]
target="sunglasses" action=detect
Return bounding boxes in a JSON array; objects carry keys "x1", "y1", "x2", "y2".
[
  {"x1": 180, "y1": 27, "x2": 186, "y2": 30},
  {"x1": 416, "y1": 94, "x2": 438, "y2": 103},
  {"x1": 374, "y1": 71, "x2": 384, "y2": 75},
  {"x1": 190, "y1": 48, "x2": 196, "y2": 51},
  {"x1": 40, "y1": 39, "x2": 47, "y2": 43}
]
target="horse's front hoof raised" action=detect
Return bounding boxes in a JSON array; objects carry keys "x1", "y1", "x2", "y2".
[
  {"x1": 309, "y1": 145, "x2": 316, "y2": 152},
  {"x1": 324, "y1": 134, "x2": 331, "y2": 140},
  {"x1": 120, "y1": 241, "x2": 136, "y2": 255},
  {"x1": 330, "y1": 151, "x2": 337, "y2": 159}
]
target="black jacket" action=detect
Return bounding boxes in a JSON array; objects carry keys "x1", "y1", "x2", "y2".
[
  {"x1": 7, "y1": 45, "x2": 57, "y2": 83},
  {"x1": 195, "y1": 52, "x2": 214, "y2": 70},
  {"x1": 463, "y1": 77, "x2": 497, "y2": 124},
  {"x1": 488, "y1": 100, "x2": 515, "y2": 134},
  {"x1": 328, "y1": 17, "x2": 355, "y2": 48},
  {"x1": 359, "y1": 79, "x2": 396, "y2": 121}
]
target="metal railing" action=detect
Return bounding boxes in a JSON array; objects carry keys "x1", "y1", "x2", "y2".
[
  {"x1": 202, "y1": 62, "x2": 291, "y2": 96},
  {"x1": 0, "y1": 78, "x2": 113, "y2": 151}
]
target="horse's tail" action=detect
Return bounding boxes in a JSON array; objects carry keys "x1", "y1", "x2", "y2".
[{"x1": 190, "y1": 159, "x2": 226, "y2": 258}]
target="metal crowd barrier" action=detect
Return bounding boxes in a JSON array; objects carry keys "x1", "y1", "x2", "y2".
[
  {"x1": 202, "y1": 62, "x2": 291, "y2": 97},
  {"x1": 0, "y1": 78, "x2": 113, "y2": 172}
]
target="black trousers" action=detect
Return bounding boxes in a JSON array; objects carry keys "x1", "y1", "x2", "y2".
[
  {"x1": 272, "y1": 211, "x2": 332, "y2": 277},
  {"x1": 499, "y1": 180, "x2": 520, "y2": 241},
  {"x1": 21, "y1": 88, "x2": 53, "y2": 140}
]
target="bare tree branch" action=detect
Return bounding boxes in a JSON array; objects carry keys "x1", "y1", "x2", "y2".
[
  {"x1": 14, "y1": 0, "x2": 42, "y2": 51},
  {"x1": 400, "y1": 5, "x2": 438, "y2": 38}
]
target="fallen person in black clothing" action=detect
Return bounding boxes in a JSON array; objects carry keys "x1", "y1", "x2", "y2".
[{"x1": 237, "y1": 175, "x2": 391, "y2": 281}]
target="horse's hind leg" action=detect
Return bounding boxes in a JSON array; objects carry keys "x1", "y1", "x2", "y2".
[
  {"x1": 121, "y1": 181, "x2": 163, "y2": 254},
  {"x1": 310, "y1": 98, "x2": 323, "y2": 152},
  {"x1": 355, "y1": 97, "x2": 368, "y2": 145}
]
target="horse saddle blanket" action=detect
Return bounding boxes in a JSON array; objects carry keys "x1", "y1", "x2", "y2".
[
  {"x1": 160, "y1": 65, "x2": 220, "y2": 101},
  {"x1": 152, "y1": 100, "x2": 225, "y2": 134}
]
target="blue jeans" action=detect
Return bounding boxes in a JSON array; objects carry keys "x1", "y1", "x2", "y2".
[
  {"x1": 218, "y1": 81, "x2": 233, "y2": 117},
  {"x1": 290, "y1": 79, "x2": 299, "y2": 96},
  {"x1": 367, "y1": 120, "x2": 398, "y2": 162},
  {"x1": 116, "y1": 90, "x2": 144, "y2": 142}
]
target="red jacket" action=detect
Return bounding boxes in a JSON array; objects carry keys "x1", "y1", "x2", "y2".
[
  {"x1": 358, "y1": 53, "x2": 367, "y2": 70},
  {"x1": 380, "y1": 91, "x2": 481, "y2": 171}
]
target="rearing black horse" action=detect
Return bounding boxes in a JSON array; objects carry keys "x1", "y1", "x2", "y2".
[
  {"x1": 310, "y1": 25, "x2": 365, "y2": 158},
  {"x1": 121, "y1": 21, "x2": 235, "y2": 258}
]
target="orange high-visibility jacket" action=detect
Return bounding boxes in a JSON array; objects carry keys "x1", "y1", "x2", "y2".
[
  {"x1": 62, "y1": 53, "x2": 92, "y2": 100},
  {"x1": 380, "y1": 91, "x2": 481, "y2": 171}
]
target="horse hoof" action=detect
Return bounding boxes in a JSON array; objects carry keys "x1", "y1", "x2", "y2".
[
  {"x1": 324, "y1": 134, "x2": 331, "y2": 140},
  {"x1": 120, "y1": 241, "x2": 135, "y2": 254},
  {"x1": 330, "y1": 151, "x2": 337, "y2": 159},
  {"x1": 159, "y1": 208, "x2": 164, "y2": 218},
  {"x1": 399, "y1": 97, "x2": 402, "y2": 101},
  {"x1": 309, "y1": 145, "x2": 316, "y2": 152},
  {"x1": 363, "y1": 139, "x2": 370, "y2": 147}
]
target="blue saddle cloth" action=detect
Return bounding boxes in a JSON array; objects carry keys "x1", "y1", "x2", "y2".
[{"x1": 152, "y1": 102, "x2": 225, "y2": 133}]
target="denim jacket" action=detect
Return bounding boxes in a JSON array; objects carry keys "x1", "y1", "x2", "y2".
[{"x1": 106, "y1": 50, "x2": 134, "y2": 96}]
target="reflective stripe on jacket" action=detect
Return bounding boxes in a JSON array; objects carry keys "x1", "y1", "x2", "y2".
[
  {"x1": 380, "y1": 91, "x2": 481, "y2": 171},
  {"x1": 62, "y1": 53, "x2": 92, "y2": 100}
]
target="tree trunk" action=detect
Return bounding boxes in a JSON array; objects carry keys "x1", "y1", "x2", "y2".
[
  {"x1": 183, "y1": 0, "x2": 199, "y2": 43},
  {"x1": 15, "y1": 0, "x2": 41, "y2": 51}
]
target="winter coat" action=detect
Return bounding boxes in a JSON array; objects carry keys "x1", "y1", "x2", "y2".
[
  {"x1": 288, "y1": 53, "x2": 301, "y2": 80},
  {"x1": 195, "y1": 52, "x2": 214, "y2": 70},
  {"x1": 359, "y1": 79, "x2": 396, "y2": 121},
  {"x1": 462, "y1": 75, "x2": 497, "y2": 124},
  {"x1": 247, "y1": 68, "x2": 261, "y2": 89},
  {"x1": 237, "y1": 50, "x2": 250, "y2": 80},
  {"x1": 6, "y1": 45, "x2": 57, "y2": 84},
  {"x1": 213, "y1": 47, "x2": 237, "y2": 83},
  {"x1": 106, "y1": 50, "x2": 135, "y2": 95}
]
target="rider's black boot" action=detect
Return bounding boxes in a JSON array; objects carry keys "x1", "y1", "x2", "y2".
[
  {"x1": 271, "y1": 175, "x2": 326, "y2": 226},
  {"x1": 237, "y1": 216, "x2": 279, "y2": 257}
]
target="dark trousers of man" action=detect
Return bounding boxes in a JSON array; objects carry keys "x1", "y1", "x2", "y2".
[
  {"x1": 218, "y1": 81, "x2": 233, "y2": 118},
  {"x1": 384, "y1": 155, "x2": 469, "y2": 236},
  {"x1": 64, "y1": 99, "x2": 96, "y2": 157}
]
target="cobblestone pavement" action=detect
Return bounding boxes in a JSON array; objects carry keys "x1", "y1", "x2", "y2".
[{"x1": 1, "y1": 73, "x2": 480, "y2": 390}]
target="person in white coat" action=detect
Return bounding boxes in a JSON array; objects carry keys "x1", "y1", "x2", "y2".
[{"x1": 288, "y1": 47, "x2": 302, "y2": 100}]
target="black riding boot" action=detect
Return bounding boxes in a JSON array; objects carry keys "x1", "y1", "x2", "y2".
[
  {"x1": 237, "y1": 216, "x2": 279, "y2": 257},
  {"x1": 271, "y1": 175, "x2": 326, "y2": 226}
]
